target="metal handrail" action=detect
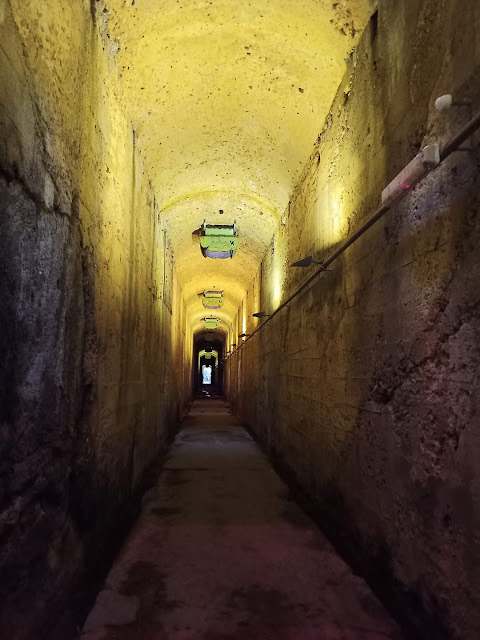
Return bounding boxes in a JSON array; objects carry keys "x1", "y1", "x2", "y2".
[{"x1": 225, "y1": 110, "x2": 480, "y2": 360}]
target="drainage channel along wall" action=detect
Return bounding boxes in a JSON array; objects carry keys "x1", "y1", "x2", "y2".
[
  {"x1": 225, "y1": 2, "x2": 480, "y2": 638},
  {"x1": 0, "y1": 3, "x2": 191, "y2": 639}
]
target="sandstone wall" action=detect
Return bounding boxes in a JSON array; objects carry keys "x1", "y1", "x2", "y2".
[
  {"x1": 0, "y1": 2, "x2": 190, "y2": 637},
  {"x1": 226, "y1": 1, "x2": 480, "y2": 637}
]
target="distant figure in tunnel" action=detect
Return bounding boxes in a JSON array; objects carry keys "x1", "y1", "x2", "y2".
[{"x1": 202, "y1": 365, "x2": 212, "y2": 385}]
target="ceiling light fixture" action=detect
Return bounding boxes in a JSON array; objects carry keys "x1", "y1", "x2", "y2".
[
  {"x1": 204, "y1": 317, "x2": 219, "y2": 329},
  {"x1": 201, "y1": 290, "x2": 224, "y2": 309},
  {"x1": 200, "y1": 220, "x2": 238, "y2": 259}
]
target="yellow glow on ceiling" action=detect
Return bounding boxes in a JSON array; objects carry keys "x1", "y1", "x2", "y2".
[{"x1": 106, "y1": 0, "x2": 370, "y2": 329}]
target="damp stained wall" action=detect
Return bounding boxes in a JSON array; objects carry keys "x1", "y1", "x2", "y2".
[
  {"x1": 226, "y1": 1, "x2": 480, "y2": 637},
  {"x1": 0, "y1": 1, "x2": 191, "y2": 638}
]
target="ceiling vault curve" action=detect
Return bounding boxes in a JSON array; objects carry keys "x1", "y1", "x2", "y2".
[{"x1": 106, "y1": 0, "x2": 371, "y2": 332}]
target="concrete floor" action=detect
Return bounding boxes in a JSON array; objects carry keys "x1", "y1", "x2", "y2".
[{"x1": 81, "y1": 398, "x2": 402, "y2": 640}]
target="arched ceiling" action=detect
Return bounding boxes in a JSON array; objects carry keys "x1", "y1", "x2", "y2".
[{"x1": 106, "y1": 0, "x2": 371, "y2": 331}]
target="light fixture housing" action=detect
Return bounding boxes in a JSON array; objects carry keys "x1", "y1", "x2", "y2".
[
  {"x1": 435, "y1": 94, "x2": 453, "y2": 111},
  {"x1": 204, "y1": 317, "x2": 219, "y2": 329},
  {"x1": 200, "y1": 220, "x2": 238, "y2": 259},
  {"x1": 252, "y1": 311, "x2": 270, "y2": 318},
  {"x1": 202, "y1": 290, "x2": 224, "y2": 309}
]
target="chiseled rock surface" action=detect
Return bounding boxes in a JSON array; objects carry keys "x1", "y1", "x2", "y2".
[{"x1": 225, "y1": 2, "x2": 480, "y2": 638}]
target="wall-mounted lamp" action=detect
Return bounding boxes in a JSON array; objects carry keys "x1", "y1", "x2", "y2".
[
  {"x1": 252, "y1": 311, "x2": 270, "y2": 318},
  {"x1": 435, "y1": 94, "x2": 470, "y2": 111},
  {"x1": 291, "y1": 255, "x2": 325, "y2": 268},
  {"x1": 435, "y1": 94, "x2": 474, "y2": 153}
]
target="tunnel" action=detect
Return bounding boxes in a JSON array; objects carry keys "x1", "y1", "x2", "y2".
[
  {"x1": 194, "y1": 331, "x2": 224, "y2": 393},
  {"x1": 1, "y1": 0, "x2": 479, "y2": 638}
]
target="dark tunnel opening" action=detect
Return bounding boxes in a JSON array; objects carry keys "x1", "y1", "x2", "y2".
[{"x1": 193, "y1": 331, "x2": 225, "y2": 396}]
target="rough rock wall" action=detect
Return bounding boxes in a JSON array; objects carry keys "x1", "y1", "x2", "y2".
[
  {"x1": 0, "y1": 2, "x2": 189, "y2": 638},
  {"x1": 226, "y1": 1, "x2": 480, "y2": 637}
]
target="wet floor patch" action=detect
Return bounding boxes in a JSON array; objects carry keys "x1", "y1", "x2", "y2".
[
  {"x1": 162, "y1": 469, "x2": 190, "y2": 486},
  {"x1": 208, "y1": 585, "x2": 307, "y2": 640},
  {"x1": 100, "y1": 561, "x2": 184, "y2": 639},
  {"x1": 179, "y1": 431, "x2": 250, "y2": 443},
  {"x1": 148, "y1": 507, "x2": 181, "y2": 518}
]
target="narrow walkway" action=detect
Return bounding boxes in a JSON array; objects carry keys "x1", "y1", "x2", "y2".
[{"x1": 81, "y1": 398, "x2": 402, "y2": 640}]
